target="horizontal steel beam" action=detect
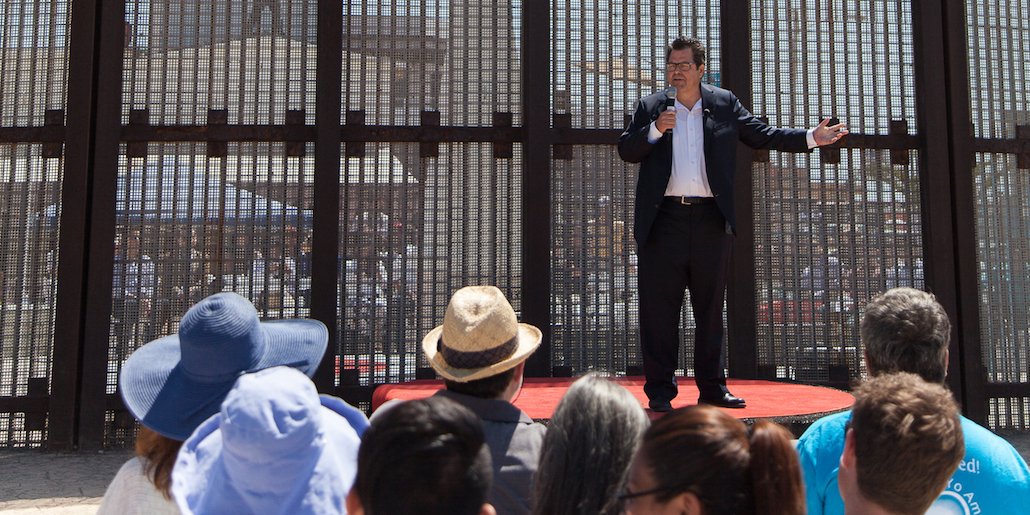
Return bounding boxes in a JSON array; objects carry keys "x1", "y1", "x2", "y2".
[
  {"x1": 984, "y1": 382, "x2": 1030, "y2": 398},
  {"x1": 0, "y1": 396, "x2": 48, "y2": 413},
  {"x1": 10, "y1": 125, "x2": 1030, "y2": 158},
  {"x1": 117, "y1": 125, "x2": 524, "y2": 144},
  {"x1": 340, "y1": 125, "x2": 523, "y2": 143},
  {"x1": 122, "y1": 124, "x2": 315, "y2": 142},
  {"x1": 973, "y1": 137, "x2": 1030, "y2": 155},
  {"x1": 0, "y1": 127, "x2": 65, "y2": 143}
]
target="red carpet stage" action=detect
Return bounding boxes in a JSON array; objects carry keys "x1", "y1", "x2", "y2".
[{"x1": 373, "y1": 377, "x2": 854, "y2": 425}]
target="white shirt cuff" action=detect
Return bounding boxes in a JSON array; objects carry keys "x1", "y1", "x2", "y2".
[
  {"x1": 806, "y1": 128, "x2": 817, "y2": 149},
  {"x1": 647, "y1": 121, "x2": 664, "y2": 144}
]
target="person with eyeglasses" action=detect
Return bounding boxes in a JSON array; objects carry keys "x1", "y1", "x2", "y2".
[
  {"x1": 618, "y1": 37, "x2": 848, "y2": 413},
  {"x1": 622, "y1": 404, "x2": 804, "y2": 515}
]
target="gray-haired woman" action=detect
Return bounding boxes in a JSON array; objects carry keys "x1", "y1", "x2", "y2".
[{"x1": 533, "y1": 374, "x2": 650, "y2": 515}]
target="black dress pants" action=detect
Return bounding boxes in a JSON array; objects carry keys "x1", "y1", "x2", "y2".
[{"x1": 638, "y1": 199, "x2": 732, "y2": 402}]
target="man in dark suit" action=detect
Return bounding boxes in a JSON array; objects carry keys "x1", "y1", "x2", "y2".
[{"x1": 618, "y1": 37, "x2": 847, "y2": 411}]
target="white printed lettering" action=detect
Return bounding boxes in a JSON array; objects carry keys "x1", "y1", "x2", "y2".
[{"x1": 957, "y1": 458, "x2": 980, "y2": 474}]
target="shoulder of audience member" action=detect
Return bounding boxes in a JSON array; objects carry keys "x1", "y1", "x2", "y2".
[
  {"x1": 369, "y1": 399, "x2": 404, "y2": 422},
  {"x1": 798, "y1": 410, "x2": 851, "y2": 443},
  {"x1": 960, "y1": 417, "x2": 1030, "y2": 479}
]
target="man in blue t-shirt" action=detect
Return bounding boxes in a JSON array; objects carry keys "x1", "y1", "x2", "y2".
[
  {"x1": 839, "y1": 373, "x2": 964, "y2": 514},
  {"x1": 797, "y1": 287, "x2": 1030, "y2": 515}
]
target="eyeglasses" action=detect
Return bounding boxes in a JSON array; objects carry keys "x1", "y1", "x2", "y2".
[
  {"x1": 617, "y1": 484, "x2": 679, "y2": 501},
  {"x1": 667, "y1": 61, "x2": 697, "y2": 72}
]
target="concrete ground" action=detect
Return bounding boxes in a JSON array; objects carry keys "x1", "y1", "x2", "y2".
[
  {"x1": 0, "y1": 449, "x2": 131, "y2": 514},
  {"x1": 2, "y1": 432, "x2": 1029, "y2": 513}
]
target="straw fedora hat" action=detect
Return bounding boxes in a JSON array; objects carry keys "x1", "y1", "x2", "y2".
[{"x1": 422, "y1": 286, "x2": 542, "y2": 383}]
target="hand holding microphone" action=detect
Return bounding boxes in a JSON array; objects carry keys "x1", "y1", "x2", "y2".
[{"x1": 656, "y1": 87, "x2": 677, "y2": 134}]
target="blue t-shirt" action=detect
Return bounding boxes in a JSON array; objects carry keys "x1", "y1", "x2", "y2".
[{"x1": 797, "y1": 410, "x2": 1030, "y2": 515}]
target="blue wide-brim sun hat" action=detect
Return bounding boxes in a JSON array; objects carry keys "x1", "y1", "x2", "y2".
[
  {"x1": 119, "y1": 292, "x2": 328, "y2": 441},
  {"x1": 172, "y1": 367, "x2": 369, "y2": 515}
]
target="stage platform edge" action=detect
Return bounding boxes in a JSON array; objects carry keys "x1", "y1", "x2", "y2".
[{"x1": 373, "y1": 377, "x2": 854, "y2": 434}]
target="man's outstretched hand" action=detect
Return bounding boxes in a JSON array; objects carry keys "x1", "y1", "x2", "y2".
[{"x1": 812, "y1": 117, "x2": 849, "y2": 146}]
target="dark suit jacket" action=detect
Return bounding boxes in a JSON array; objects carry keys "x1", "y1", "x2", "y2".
[{"x1": 618, "y1": 84, "x2": 811, "y2": 247}]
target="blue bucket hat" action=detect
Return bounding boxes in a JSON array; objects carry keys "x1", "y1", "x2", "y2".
[
  {"x1": 172, "y1": 367, "x2": 369, "y2": 515},
  {"x1": 119, "y1": 292, "x2": 328, "y2": 440}
]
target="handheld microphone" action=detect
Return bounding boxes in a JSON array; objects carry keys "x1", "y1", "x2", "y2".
[{"x1": 664, "y1": 87, "x2": 677, "y2": 110}]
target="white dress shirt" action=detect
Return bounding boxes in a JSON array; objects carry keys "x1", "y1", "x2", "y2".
[
  {"x1": 647, "y1": 99, "x2": 818, "y2": 197},
  {"x1": 649, "y1": 99, "x2": 712, "y2": 197}
]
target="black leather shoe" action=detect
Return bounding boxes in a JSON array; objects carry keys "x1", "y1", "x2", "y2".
[
  {"x1": 648, "y1": 399, "x2": 673, "y2": 412},
  {"x1": 698, "y1": 393, "x2": 746, "y2": 409}
]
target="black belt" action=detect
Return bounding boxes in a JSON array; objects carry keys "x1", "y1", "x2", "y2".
[{"x1": 663, "y1": 196, "x2": 716, "y2": 205}]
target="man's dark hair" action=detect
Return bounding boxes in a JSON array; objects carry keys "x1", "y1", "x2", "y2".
[
  {"x1": 666, "y1": 37, "x2": 706, "y2": 67},
  {"x1": 861, "y1": 287, "x2": 950, "y2": 383},
  {"x1": 354, "y1": 396, "x2": 493, "y2": 515},
  {"x1": 444, "y1": 366, "x2": 516, "y2": 399}
]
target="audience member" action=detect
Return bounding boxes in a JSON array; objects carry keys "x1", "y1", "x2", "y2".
[
  {"x1": 96, "y1": 426, "x2": 181, "y2": 514},
  {"x1": 348, "y1": 396, "x2": 495, "y2": 515},
  {"x1": 173, "y1": 366, "x2": 368, "y2": 514},
  {"x1": 533, "y1": 374, "x2": 649, "y2": 515},
  {"x1": 118, "y1": 291, "x2": 327, "y2": 440},
  {"x1": 98, "y1": 292, "x2": 329, "y2": 512},
  {"x1": 838, "y1": 372, "x2": 964, "y2": 514},
  {"x1": 421, "y1": 285, "x2": 546, "y2": 515},
  {"x1": 797, "y1": 287, "x2": 1030, "y2": 514},
  {"x1": 111, "y1": 233, "x2": 156, "y2": 358},
  {"x1": 624, "y1": 405, "x2": 804, "y2": 515}
]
